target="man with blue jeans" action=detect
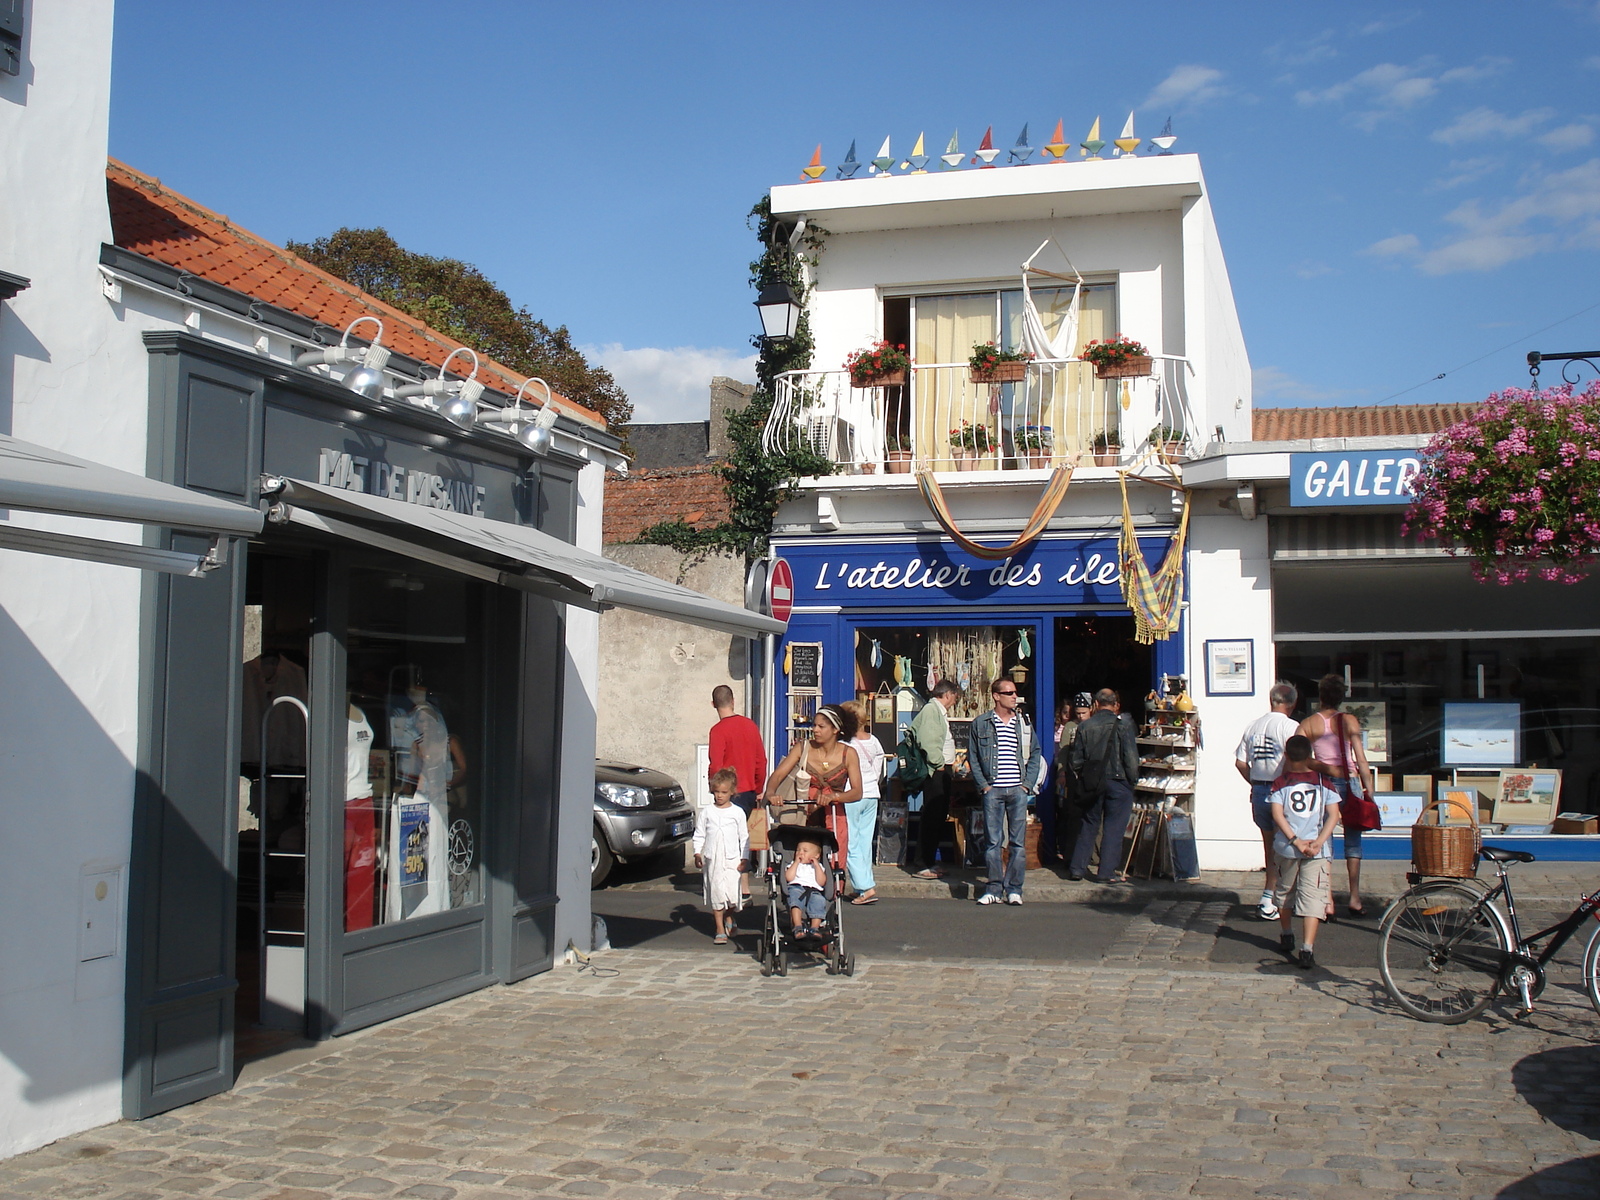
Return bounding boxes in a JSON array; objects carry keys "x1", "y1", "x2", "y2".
[
  {"x1": 968, "y1": 679, "x2": 1043, "y2": 905},
  {"x1": 1233, "y1": 682, "x2": 1301, "y2": 920}
]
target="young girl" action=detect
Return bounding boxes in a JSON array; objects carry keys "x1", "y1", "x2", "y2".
[
  {"x1": 785, "y1": 837, "x2": 829, "y2": 939},
  {"x1": 840, "y1": 700, "x2": 883, "y2": 904},
  {"x1": 694, "y1": 768, "x2": 749, "y2": 944}
]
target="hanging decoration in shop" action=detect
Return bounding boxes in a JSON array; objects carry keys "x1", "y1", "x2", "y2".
[
  {"x1": 869, "y1": 638, "x2": 883, "y2": 667},
  {"x1": 1116, "y1": 473, "x2": 1190, "y2": 644},
  {"x1": 914, "y1": 466, "x2": 1074, "y2": 559},
  {"x1": 1016, "y1": 628, "x2": 1031, "y2": 659}
]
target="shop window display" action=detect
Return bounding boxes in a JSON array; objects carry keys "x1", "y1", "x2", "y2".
[{"x1": 348, "y1": 566, "x2": 485, "y2": 928}]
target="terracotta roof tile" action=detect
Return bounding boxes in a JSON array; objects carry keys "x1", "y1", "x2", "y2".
[
  {"x1": 602, "y1": 466, "x2": 730, "y2": 544},
  {"x1": 105, "y1": 159, "x2": 604, "y2": 429},
  {"x1": 1252, "y1": 403, "x2": 1480, "y2": 442}
]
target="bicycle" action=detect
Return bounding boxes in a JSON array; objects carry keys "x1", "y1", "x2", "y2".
[{"x1": 1377, "y1": 845, "x2": 1600, "y2": 1024}]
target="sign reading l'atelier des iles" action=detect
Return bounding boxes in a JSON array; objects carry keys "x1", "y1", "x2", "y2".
[{"x1": 776, "y1": 536, "x2": 1173, "y2": 609}]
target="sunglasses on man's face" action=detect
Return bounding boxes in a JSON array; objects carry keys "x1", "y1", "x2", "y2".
[{"x1": 994, "y1": 689, "x2": 1017, "y2": 696}]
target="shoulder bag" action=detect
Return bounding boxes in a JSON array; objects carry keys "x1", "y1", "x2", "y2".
[{"x1": 1338, "y1": 713, "x2": 1383, "y2": 832}]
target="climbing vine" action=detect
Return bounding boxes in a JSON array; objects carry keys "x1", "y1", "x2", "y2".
[{"x1": 634, "y1": 195, "x2": 833, "y2": 557}]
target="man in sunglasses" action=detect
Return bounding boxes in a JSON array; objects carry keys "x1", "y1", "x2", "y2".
[{"x1": 968, "y1": 678, "x2": 1044, "y2": 905}]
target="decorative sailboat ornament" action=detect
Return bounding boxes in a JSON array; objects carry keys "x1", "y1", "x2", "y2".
[
  {"x1": 904, "y1": 131, "x2": 929, "y2": 173},
  {"x1": 1008, "y1": 123, "x2": 1033, "y2": 165},
  {"x1": 1043, "y1": 119, "x2": 1068, "y2": 160},
  {"x1": 801, "y1": 144, "x2": 826, "y2": 180},
  {"x1": 941, "y1": 129, "x2": 963, "y2": 168},
  {"x1": 836, "y1": 139, "x2": 861, "y2": 179},
  {"x1": 1113, "y1": 112, "x2": 1140, "y2": 156},
  {"x1": 870, "y1": 135, "x2": 894, "y2": 175},
  {"x1": 1151, "y1": 117, "x2": 1178, "y2": 154},
  {"x1": 973, "y1": 125, "x2": 1000, "y2": 166},
  {"x1": 1080, "y1": 116, "x2": 1105, "y2": 158}
]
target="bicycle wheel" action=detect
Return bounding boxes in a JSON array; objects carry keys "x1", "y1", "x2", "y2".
[
  {"x1": 1379, "y1": 882, "x2": 1513, "y2": 1023},
  {"x1": 1582, "y1": 920, "x2": 1600, "y2": 1017}
]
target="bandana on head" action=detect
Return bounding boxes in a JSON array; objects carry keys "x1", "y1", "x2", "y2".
[{"x1": 814, "y1": 705, "x2": 845, "y2": 734}]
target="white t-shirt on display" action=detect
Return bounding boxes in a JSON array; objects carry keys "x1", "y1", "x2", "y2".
[
  {"x1": 347, "y1": 706, "x2": 374, "y2": 801},
  {"x1": 1235, "y1": 711, "x2": 1301, "y2": 783}
]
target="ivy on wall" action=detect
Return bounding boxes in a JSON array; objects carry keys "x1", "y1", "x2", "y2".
[{"x1": 634, "y1": 196, "x2": 834, "y2": 558}]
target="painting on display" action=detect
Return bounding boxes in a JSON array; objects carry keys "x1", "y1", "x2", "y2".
[
  {"x1": 1491, "y1": 769, "x2": 1562, "y2": 827},
  {"x1": 1375, "y1": 791, "x2": 1425, "y2": 829},
  {"x1": 1344, "y1": 701, "x2": 1389, "y2": 761},
  {"x1": 1441, "y1": 701, "x2": 1520, "y2": 766},
  {"x1": 1203, "y1": 639, "x2": 1254, "y2": 696}
]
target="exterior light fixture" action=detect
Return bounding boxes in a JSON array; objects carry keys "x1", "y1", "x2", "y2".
[
  {"x1": 295, "y1": 316, "x2": 391, "y2": 398},
  {"x1": 394, "y1": 346, "x2": 484, "y2": 422},
  {"x1": 477, "y1": 376, "x2": 562, "y2": 454},
  {"x1": 754, "y1": 281, "x2": 803, "y2": 342}
]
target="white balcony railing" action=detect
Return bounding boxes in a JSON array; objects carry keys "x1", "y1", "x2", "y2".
[{"x1": 762, "y1": 357, "x2": 1195, "y2": 476}]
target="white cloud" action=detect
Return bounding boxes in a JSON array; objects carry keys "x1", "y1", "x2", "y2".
[
  {"x1": 1297, "y1": 57, "x2": 1510, "y2": 129},
  {"x1": 1142, "y1": 65, "x2": 1226, "y2": 111},
  {"x1": 1364, "y1": 233, "x2": 1422, "y2": 258},
  {"x1": 1292, "y1": 260, "x2": 1337, "y2": 278},
  {"x1": 1431, "y1": 106, "x2": 1553, "y2": 145},
  {"x1": 1539, "y1": 122, "x2": 1595, "y2": 150},
  {"x1": 583, "y1": 343, "x2": 757, "y2": 424},
  {"x1": 1266, "y1": 31, "x2": 1337, "y2": 67},
  {"x1": 1586, "y1": 55, "x2": 1600, "y2": 70},
  {"x1": 1252, "y1": 366, "x2": 1353, "y2": 404},
  {"x1": 1432, "y1": 156, "x2": 1502, "y2": 190}
]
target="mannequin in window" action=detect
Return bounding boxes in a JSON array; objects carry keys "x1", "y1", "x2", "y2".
[{"x1": 344, "y1": 700, "x2": 377, "y2": 931}]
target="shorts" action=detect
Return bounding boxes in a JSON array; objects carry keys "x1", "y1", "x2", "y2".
[
  {"x1": 1249, "y1": 781, "x2": 1274, "y2": 833},
  {"x1": 1273, "y1": 855, "x2": 1331, "y2": 920},
  {"x1": 786, "y1": 883, "x2": 828, "y2": 920},
  {"x1": 1326, "y1": 776, "x2": 1364, "y2": 859}
]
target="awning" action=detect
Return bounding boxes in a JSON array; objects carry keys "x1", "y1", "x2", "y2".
[
  {"x1": 271, "y1": 477, "x2": 785, "y2": 638},
  {"x1": 0, "y1": 433, "x2": 264, "y2": 576}
]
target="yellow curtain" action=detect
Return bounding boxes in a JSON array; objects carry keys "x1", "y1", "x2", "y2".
[
  {"x1": 1001, "y1": 285, "x2": 1117, "y2": 459},
  {"x1": 914, "y1": 294, "x2": 995, "y2": 468}
]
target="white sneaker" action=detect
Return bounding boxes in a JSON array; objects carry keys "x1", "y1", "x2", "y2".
[
  {"x1": 1258, "y1": 897, "x2": 1280, "y2": 921},
  {"x1": 978, "y1": 893, "x2": 1000, "y2": 905},
  {"x1": 1007, "y1": 892, "x2": 1023, "y2": 906}
]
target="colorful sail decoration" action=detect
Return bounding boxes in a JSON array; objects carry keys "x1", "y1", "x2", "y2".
[
  {"x1": 836, "y1": 139, "x2": 861, "y2": 179},
  {"x1": 1081, "y1": 117, "x2": 1105, "y2": 158},
  {"x1": 870, "y1": 135, "x2": 894, "y2": 175},
  {"x1": 905, "y1": 131, "x2": 929, "y2": 172},
  {"x1": 941, "y1": 129, "x2": 963, "y2": 168},
  {"x1": 1151, "y1": 117, "x2": 1178, "y2": 154},
  {"x1": 1008, "y1": 124, "x2": 1033, "y2": 165},
  {"x1": 1113, "y1": 112, "x2": 1140, "y2": 156},
  {"x1": 1043, "y1": 119, "x2": 1068, "y2": 160},
  {"x1": 801, "y1": 144, "x2": 826, "y2": 180},
  {"x1": 973, "y1": 126, "x2": 1000, "y2": 166}
]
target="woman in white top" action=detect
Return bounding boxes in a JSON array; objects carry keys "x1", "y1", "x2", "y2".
[{"x1": 840, "y1": 701, "x2": 884, "y2": 904}]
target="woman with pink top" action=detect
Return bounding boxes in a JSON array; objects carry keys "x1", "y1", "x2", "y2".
[{"x1": 1297, "y1": 673, "x2": 1375, "y2": 918}]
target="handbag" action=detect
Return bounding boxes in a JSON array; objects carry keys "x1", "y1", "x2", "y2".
[{"x1": 1337, "y1": 712, "x2": 1383, "y2": 832}]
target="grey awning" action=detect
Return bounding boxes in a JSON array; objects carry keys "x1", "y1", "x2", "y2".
[
  {"x1": 273, "y1": 477, "x2": 784, "y2": 638},
  {"x1": 0, "y1": 433, "x2": 264, "y2": 576},
  {"x1": 1271, "y1": 513, "x2": 1451, "y2": 561}
]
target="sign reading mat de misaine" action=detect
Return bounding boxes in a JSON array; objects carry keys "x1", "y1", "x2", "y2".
[{"x1": 1290, "y1": 451, "x2": 1424, "y2": 508}]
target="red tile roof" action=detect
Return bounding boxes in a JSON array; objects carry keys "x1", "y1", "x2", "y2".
[
  {"x1": 1252, "y1": 403, "x2": 1479, "y2": 441},
  {"x1": 603, "y1": 466, "x2": 730, "y2": 544},
  {"x1": 105, "y1": 159, "x2": 604, "y2": 428}
]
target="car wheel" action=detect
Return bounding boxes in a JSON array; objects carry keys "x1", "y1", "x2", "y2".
[{"x1": 591, "y1": 823, "x2": 616, "y2": 889}]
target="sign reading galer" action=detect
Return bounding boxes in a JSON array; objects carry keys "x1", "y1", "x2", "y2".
[{"x1": 1289, "y1": 451, "x2": 1424, "y2": 508}]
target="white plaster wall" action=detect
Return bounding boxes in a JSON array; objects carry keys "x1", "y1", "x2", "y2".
[
  {"x1": 0, "y1": 0, "x2": 135, "y2": 1158},
  {"x1": 1185, "y1": 510, "x2": 1275, "y2": 870}
]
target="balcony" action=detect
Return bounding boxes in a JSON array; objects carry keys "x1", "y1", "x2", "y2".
[{"x1": 761, "y1": 358, "x2": 1195, "y2": 476}]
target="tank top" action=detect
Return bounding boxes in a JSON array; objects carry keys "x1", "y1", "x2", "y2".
[{"x1": 1310, "y1": 711, "x2": 1349, "y2": 777}]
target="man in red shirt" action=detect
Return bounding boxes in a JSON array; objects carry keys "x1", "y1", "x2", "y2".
[{"x1": 709, "y1": 685, "x2": 767, "y2": 815}]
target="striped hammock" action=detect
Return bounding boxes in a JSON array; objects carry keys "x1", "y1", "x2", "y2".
[
  {"x1": 915, "y1": 466, "x2": 1074, "y2": 560},
  {"x1": 1118, "y1": 473, "x2": 1190, "y2": 643}
]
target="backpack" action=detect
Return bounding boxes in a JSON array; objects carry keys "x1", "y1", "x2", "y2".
[{"x1": 895, "y1": 732, "x2": 931, "y2": 790}]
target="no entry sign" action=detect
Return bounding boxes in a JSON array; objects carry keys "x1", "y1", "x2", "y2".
[{"x1": 766, "y1": 557, "x2": 794, "y2": 626}]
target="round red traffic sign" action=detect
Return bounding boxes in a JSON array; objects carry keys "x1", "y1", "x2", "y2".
[{"x1": 766, "y1": 557, "x2": 794, "y2": 625}]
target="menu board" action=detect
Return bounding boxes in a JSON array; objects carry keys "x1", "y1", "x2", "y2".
[{"x1": 788, "y1": 642, "x2": 822, "y2": 694}]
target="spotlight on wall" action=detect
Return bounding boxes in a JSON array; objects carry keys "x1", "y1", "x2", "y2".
[
  {"x1": 477, "y1": 376, "x2": 562, "y2": 455},
  {"x1": 393, "y1": 346, "x2": 484, "y2": 423},
  {"x1": 296, "y1": 316, "x2": 391, "y2": 398},
  {"x1": 1236, "y1": 481, "x2": 1257, "y2": 521}
]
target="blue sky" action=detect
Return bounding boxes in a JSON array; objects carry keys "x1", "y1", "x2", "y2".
[{"x1": 109, "y1": 2, "x2": 1600, "y2": 421}]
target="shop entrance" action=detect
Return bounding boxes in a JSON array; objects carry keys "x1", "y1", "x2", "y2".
[
  {"x1": 236, "y1": 549, "x2": 316, "y2": 1059},
  {"x1": 1053, "y1": 614, "x2": 1152, "y2": 719}
]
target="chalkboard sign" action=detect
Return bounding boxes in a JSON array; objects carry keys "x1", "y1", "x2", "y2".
[{"x1": 788, "y1": 642, "x2": 822, "y2": 694}]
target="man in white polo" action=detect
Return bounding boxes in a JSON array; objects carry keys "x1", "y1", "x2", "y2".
[{"x1": 1234, "y1": 682, "x2": 1301, "y2": 920}]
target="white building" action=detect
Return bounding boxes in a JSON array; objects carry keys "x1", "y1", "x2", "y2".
[
  {"x1": 0, "y1": 0, "x2": 774, "y2": 1156},
  {"x1": 759, "y1": 147, "x2": 1270, "y2": 872}
]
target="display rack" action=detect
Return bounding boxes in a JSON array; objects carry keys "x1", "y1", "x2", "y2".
[{"x1": 1123, "y1": 697, "x2": 1199, "y2": 880}]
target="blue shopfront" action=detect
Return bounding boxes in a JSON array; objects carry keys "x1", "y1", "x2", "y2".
[{"x1": 770, "y1": 533, "x2": 1186, "y2": 755}]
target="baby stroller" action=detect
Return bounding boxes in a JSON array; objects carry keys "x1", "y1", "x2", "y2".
[{"x1": 758, "y1": 825, "x2": 855, "y2": 978}]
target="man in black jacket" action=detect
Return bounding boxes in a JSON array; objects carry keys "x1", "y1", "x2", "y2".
[{"x1": 1065, "y1": 688, "x2": 1140, "y2": 883}]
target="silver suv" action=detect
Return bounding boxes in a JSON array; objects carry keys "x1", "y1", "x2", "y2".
[{"x1": 592, "y1": 759, "x2": 695, "y2": 887}]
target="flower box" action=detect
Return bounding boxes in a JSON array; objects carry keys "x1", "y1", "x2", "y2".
[
  {"x1": 852, "y1": 368, "x2": 907, "y2": 388},
  {"x1": 1161, "y1": 440, "x2": 1185, "y2": 460},
  {"x1": 1094, "y1": 354, "x2": 1153, "y2": 380},
  {"x1": 1093, "y1": 451, "x2": 1120, "y2": 467},
  {"x1": 970, "y1": 361, "x2": 1028, "y2": 384}
]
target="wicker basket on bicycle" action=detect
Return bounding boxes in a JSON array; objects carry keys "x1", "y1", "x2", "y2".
[{"x1": 1411, "y1": 794, "x2": 1481, "y2": 877}]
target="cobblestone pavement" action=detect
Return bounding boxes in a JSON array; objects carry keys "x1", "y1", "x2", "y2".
[{"x1": 4, "y1": 949, "x2": 1600, "y2": 1200}]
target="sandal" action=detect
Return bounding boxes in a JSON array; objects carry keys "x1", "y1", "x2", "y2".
[
  {"x1": 912, "y1": 868, "x2": 943, "y2": 879},
  {"x1": 1347, "y1": 905, "x2": 1367, "y2": 919},
  {"x1": 713, "y1": 933, "x2": 728, "y2": 945},
  {"x1": 850, "y1": 893, "x2": 878, "y2": 905}
]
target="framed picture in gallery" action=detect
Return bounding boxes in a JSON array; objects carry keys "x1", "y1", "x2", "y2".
[
  {"x1": 1203, "y1": 639, "x2": 1254, "y2": 696},
  {"x1": 1344, "y1": 700, "x2": 1388, "y2": 761},
  {"x1": 1376, "y1": 791, "x2": 1425, "y2": 828},
  {"x1": 1441, "y1": 701, "x2": 1520, "y2": 766},
  {"x1": 1491, "y1": 769, "x2": 1562, "y2": 827},
  {"x1": 1382, "y1": 650, "x2": 1406, "y2": 678},
  {"x1": 871, "y1": 690, "x2": 895, "y2": 730}
]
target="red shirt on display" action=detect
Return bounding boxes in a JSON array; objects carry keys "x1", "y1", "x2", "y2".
[{"x1": 710, "y1": 714, "x2": 767, "y2": 794}]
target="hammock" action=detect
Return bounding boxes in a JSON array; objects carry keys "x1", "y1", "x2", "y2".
[
  {"x1": 1019, "y1": 238, "x2": 1082, "y2": 367},
  {"x1": 1118, "y1": 472, "x2": 1190, "y2": 644},
  {"x1": 915, "y1": 466, "x2": 1073, "y2": 560}
]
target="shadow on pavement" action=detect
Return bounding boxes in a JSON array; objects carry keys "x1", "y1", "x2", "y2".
[{"x1": 1497, "y1": 1044, "x2": 1600, "y2": 1197}]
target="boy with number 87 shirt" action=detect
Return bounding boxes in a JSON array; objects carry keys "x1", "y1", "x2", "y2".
[{"x1": 1268, "y1": 735, "x2": 1341, "y2": 971}]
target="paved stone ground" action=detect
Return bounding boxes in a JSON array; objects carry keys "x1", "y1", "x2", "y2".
[{"x1": 7, "y1": 947, "x2": 1600, "y2": 1200}]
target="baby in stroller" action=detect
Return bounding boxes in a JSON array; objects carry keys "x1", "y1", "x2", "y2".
[{"x1": 759, "y1": 824, "x2": 855, "y2": 977}]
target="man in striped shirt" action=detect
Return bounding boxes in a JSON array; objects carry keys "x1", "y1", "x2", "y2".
[{"x1": 968, "y1": 678, "x2": 1044, "y2": 905}]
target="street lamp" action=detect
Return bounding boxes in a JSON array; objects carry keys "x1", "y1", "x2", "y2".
[{"x1": 754, "y1": 281, "x2": 803, "y2": 342}]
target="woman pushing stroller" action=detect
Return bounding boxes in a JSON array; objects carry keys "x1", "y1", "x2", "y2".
[{"x1": 764, "y1": 704, "x2": 863, "y2": 861}]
